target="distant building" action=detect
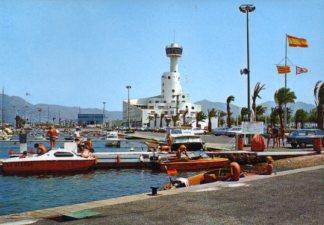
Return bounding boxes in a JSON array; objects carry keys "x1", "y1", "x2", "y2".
[
  {"x1": 78, "y1": 114, "x2": 104, "y2": 125},
  {"x1": 123, "y1": 43, "x2": 201, "y2": 128}
]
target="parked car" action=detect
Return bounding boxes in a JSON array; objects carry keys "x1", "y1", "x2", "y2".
[
  {"x1": 213, "y1": 127, "x2": 229, "y2": 136},
  {"x1": 287, "y1": 129, "x2": 324, "y2": 148},
  {"x1": 225, "y1": 127, "x2": 242, "y2": 137},
  {"x1": 192, "y1": 128, "x2": 207, "y2": 135}
]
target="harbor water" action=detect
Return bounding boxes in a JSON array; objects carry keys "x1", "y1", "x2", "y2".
[{"x1": 0, "y1": 140, "x2": 172, "y2": 216}]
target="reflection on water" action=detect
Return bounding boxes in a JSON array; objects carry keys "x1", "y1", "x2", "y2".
[{"x1": 0, "y1": 168, "x2": 170, "y2": 216}]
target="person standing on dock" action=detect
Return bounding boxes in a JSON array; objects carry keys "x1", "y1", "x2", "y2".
[
  {"x1": 47, "y1": 126, "x2": 58, "y2": 149},
  {"x1": 266, "y1": 124, "x2": 273, "y2": 148}
]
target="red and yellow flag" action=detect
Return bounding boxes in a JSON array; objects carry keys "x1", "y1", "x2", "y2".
[
  {"x1": 287, "y1": 35, "x2": 308, "y2": 47},
  {"x1": 276, "y1": 65, "x2": 291, "y2": 74},
  {"x1": 296, "y1": 66, "x2": 308, "y2": 75}
]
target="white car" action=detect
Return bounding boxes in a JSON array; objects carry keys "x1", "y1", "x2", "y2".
[
  {"x1": 226, "y1": 127, "x2": 242, "y2": 137},
  {"x1": 192, "y1": 128, "x2": 207, "y2": 135}
]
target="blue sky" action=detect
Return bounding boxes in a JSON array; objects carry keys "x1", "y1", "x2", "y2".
[{"x1": 0, "y1": 0, "x2": 323, "y2": 110}]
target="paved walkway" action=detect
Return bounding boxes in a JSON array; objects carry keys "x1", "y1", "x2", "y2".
[{"x1": 2, "y1": 166, "x2": 322, "y2": 225}]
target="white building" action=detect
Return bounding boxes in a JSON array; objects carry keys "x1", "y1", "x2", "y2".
[{"x1": 123, "y1": 43, "x2": 201, "y2": 128}]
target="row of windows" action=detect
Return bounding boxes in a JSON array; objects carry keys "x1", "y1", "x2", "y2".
[{"x1": 162, "y1": 76, "x2": 180, "y2": 80}]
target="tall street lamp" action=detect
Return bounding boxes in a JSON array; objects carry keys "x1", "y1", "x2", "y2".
[
  {"x1": 126, "y1": 85, "x2": 132, "y2": 128},
  {"x1": 102, "y1": 101, "x2": 106, "y2": 125},
  {"x1": 239, "y1": 4, "x2": 255, "y2": 121}
]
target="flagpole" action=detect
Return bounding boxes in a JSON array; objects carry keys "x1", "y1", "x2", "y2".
[{"x1": 284, "y1": 34, "x2": 288, "y2": 128}]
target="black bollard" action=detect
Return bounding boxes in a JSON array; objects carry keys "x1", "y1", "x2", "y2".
[{"x1": 150, "y1": 187, "x2": 158, "y2": 196}]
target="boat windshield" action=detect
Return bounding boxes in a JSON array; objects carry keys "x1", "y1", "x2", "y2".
[
  {"x1": 173, "y1": 137, "x2": 202, "y2": 143},
  {"x1": 54, "y1": 152, "x2": 74, "y2": 157}
]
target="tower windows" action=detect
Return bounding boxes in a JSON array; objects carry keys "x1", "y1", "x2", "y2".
[
  {"x1": 172, "y1": 89, "x2": 175, "y2": 93},
  {"x1": 168, "y1": 76, "x2": 171, "y2": 79},
  {"x1": 182, "y1": 95, "x2": 185, "y2": 98},
  {"x1": 192, "y1": 106, "x2": 195, "y2": 110}
]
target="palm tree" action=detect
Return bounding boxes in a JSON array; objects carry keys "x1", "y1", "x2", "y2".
[
  {"x1": 218, "y1": 111, "x2": 226, "y2": 127},
  {"x1": 172, "y1": 114, "x2": 179, "y2": 127},
  {"x1": 314, "y1": 81, "x2": 324, "y2": 129},
  {"x1": 294, "y1": 109, "x2": 308, "y2": 129},
  {"x1": 182, "y1": 109, "x2": 188, "y2": 126},
  {"x1": 147, "y1": 115, "x2": 154, "y2": 127},
  {"x1": 252, "y1": 82, "x2": 265, "y2": 121},
  {"x1": 240, "y1": 107, "x2": 249, "y2": 122},
  {"x1": 308, "y1": 108, "x2": 317, "y2": 124},
  {"x1": 256, "y1": 105, "x2": 266, "y2": 121},
  {"x1": 160, "y1": 113, "x2": 164, "y2": 128},
  {"x1": 274, "y1": 87, "x2": 297, "y2": 129},
  {"x1": 154, "y1": 113, "x2": 158, "y2": 127},
  {"x1": 195, "y1": 111, "x2": 207, "y2": 128},
  {"x1": 207, "y1": 108, "x2": 216, "y2": 132},
  {"x1": 270, "y1": 107, "x2": 279, "y2": 126},
  {"x1": 226, "y1": 95, "x2": 235, "y2": 128}
]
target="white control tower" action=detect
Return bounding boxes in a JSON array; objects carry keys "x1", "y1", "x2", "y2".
[{"x1": 161, "y1": 43, "x2": 183, "y2": 103}]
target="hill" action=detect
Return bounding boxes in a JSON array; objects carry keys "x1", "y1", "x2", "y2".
[
  {"x1": 0, "y1": 94, "x2": 122, "y2": 124},
  {"x1": 195, "y1": 99, "x2": 315, "y2": 116}
]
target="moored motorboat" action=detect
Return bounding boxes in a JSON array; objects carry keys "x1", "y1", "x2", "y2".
[
  {"x1": 105, "y1": 131, "x2": 122, "y2": 147},
  {"x1": 165, "y1": 128, "x2": 205, "y2": 151},
  {"x1": 159, "y1": 153, "x2": 229, "y2": 172},
  {"x1": 1, "y1": 149, "x2": 96, "y2": 175},
  {"x1": 162, "y1": 162, "x2": 241, "y2": 189}
]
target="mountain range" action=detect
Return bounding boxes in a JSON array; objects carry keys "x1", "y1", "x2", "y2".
[
  {"x1": 0, "y1": 94, "x2": 122, "y2": 124},
  {"x1": 0, "y1": 94, "x2": 315, "y2": 124},
  {"x1": 194, "y1": 99, "x2": 315, "y2": 117}
]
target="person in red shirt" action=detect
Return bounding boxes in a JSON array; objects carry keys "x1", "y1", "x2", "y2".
[{"x1": 47, "y1": 126, "x2": 58, "y2": 149}]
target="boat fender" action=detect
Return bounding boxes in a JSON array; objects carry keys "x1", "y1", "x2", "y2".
[
  {"x1": 230, "y1": 162, "x2": 241, "y2": 181},
  {"x1": 173, "y1": 177, "x2": 189, "y2": 188}
]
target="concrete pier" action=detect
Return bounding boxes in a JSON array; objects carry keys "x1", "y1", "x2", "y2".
[{"x1": 1, "y1": 165, "x2": 323, "y2": 224}]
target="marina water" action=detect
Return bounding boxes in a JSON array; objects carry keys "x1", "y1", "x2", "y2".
[{"x1": 0, "y1": 140, "x2": 170, "y2": 215}]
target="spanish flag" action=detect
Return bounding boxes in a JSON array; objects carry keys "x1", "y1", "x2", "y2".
[
  {"x1": 287, "y1": 35, "x2": 308, "y2": 47},
  {"x1": 277, "y1": 65, "x2": 291, "y2": 74}
]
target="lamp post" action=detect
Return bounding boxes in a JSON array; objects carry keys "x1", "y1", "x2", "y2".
[
  {"x1": 126, "y1": 85, "x2": 131, "y2": 129},
  {"x1": 102, "y1": 101, "x2": 106, "y2": 126},
  {"x1": 239, "y1": 4, "x2": 255, "y2": 121}
]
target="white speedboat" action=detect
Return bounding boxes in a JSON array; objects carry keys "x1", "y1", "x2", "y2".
[
  {"x1": 166, "y1": 128, "x2": 205, "y2": 151},
  {"x1": 1, "y1": 149, "x2": 96, "y2": 175},
  {"x1": 105, "y1": 131, "x2": 121, "y2": 147}
]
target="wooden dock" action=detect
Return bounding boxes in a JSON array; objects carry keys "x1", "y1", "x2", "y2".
[{"x1": 0, "y1": 150, "x2": 318, "y2": 171}]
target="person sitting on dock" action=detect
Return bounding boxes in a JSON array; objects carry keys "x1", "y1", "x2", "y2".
[
  {"x1": 263, "y1": 156, "x2": 274, "y2": 175},
  {"x1": 84, "y1": 138, "x2": 94, "y2": 153},
  {"x1": 47, "y1": 126, "x2": 58, "y2": 149},
  {"x1": 34, "y1": 143, "x2": 48, "y2": 155},
  {"x1": 19, "y1": 151, "x2": 27, "y2": 158},
  {"x1": 176, "y1": 145, "x2": 188, "y2": 159}
]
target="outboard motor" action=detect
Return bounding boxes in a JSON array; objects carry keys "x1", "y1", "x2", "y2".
[{"x1": 172, "y1": 177, "x2": 189, "y2": 188}]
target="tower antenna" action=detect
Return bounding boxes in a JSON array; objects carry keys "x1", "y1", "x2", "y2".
[{"x1": 173, "y1": 30, "x2": 176, "y2": 43}]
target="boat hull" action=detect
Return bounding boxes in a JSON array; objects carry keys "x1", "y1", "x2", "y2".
[
  {"x1": 2, "y1": 159, "x2": 96, "y2": 175},
  {"x1": 160, "y1": 158, "x2": 229, "y2": 172}
]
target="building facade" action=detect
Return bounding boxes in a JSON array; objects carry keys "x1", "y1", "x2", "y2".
[
  {"x1": 123, "y1": 43, "x2": 201, "y2": 128},
  {"x1": 78, "y1": 114, "x2": 104, "y2": 125}
]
